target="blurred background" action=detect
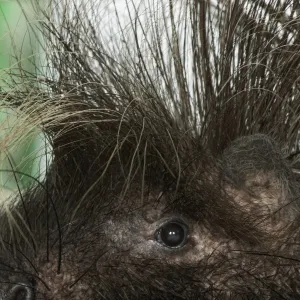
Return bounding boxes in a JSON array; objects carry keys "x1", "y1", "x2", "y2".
[{"x1": 0, "y1": 0, "x2": 45, "y2": 203}]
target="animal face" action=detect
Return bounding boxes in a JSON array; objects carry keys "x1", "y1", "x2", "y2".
[
  {"x1": 1, "y1": 0, "x2": 300, "y2": 299},
  {"x1": 1, "y1": 133, "x2": 300, "y2": 299}
]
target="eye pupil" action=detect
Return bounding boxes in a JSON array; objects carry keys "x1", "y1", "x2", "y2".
[{"x1": 159, "y1": 222, "x2": 185, "y2": 248}]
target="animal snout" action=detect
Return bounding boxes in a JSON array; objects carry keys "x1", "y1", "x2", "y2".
[{"x1": 6, "y1": 281, "x2": 35, "y2": 300}]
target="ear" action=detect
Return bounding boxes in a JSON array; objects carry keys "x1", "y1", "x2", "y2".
[{"x1": 222, "y1": 134, "x2": 299, "y2": 224}]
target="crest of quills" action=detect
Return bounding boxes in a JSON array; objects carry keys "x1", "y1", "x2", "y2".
[{"x1": 1, "y1": 0, "x2": 300, "y2": 299}]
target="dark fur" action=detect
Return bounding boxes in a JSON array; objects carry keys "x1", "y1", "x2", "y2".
[{"x1": 1, "y1": 0, "x2": 300, "y2": 299}]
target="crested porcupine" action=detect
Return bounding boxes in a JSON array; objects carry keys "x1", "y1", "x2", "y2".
[{"x1": 1, "y1": 0, "x2": 300, "y2": 299}]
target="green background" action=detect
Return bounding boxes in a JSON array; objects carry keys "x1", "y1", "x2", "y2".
[{"x1": 0, "y1": 1, "x2": 43, "y2": 201}]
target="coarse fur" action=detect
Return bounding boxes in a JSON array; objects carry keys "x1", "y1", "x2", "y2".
[{"x1": 1, "y1": 0, "x2": 300, "y2": 299}]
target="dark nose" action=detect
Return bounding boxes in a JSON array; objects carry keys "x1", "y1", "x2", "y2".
[{"x1": 6, "y1": 283, "x2": 35, "y2": 300}]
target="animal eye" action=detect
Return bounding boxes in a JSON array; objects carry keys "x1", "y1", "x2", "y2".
[{"x1": 155, "y1": 220, "x2": 188, "y2": 248}]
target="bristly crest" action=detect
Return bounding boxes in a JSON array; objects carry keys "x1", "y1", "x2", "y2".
[
  {"x1": 3, "y1": 0, "x2": 300, "y2": 151},
  {"x1": 1, "y1": 0, "x2": 300, "y2": 299}
]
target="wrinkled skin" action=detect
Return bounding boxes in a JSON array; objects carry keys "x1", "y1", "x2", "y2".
[{"x1": 1, "y1": 134, "x2": 300, "y2": 299}]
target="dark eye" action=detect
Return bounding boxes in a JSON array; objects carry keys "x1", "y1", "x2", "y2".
[{"x1": 155, "y1": 220, "x2": 188, "y2": 248}]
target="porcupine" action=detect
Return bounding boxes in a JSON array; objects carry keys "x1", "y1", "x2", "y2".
[{"x1": 1, "y1": 0, "x2": 300, "y2": 299}]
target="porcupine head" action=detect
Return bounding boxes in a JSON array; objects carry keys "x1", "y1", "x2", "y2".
[{"x1": 1, "y1": 1, "x2": 300, "y2": 299}]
